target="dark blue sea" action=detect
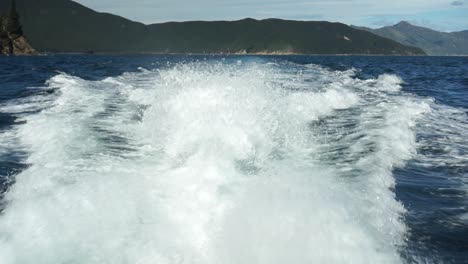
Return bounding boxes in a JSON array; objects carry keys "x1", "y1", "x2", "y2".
[{"x1": 0, "y1": 55, "x2": 467, "y2": 264}]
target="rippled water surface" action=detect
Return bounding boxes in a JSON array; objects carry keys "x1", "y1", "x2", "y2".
[{"x1": 0, "y1": 55, "x2": 467, "y2": 264}]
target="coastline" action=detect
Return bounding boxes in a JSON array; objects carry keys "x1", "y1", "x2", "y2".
[
  {"x1": 14, "y1": 51, "x2": 437, "y2": 57},
  {"x1": 5, "y1": 51, "x2": 468, "y2": 57}
]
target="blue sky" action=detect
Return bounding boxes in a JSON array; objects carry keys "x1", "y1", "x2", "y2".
[{"x1": 75, "y1": 0, "x2": 468, "y2": 32}]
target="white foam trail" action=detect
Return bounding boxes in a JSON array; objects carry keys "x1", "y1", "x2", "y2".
[
  {"x1": 0, "y1": 61, "x2": 431, "y2": 263},
  {"x1": 373, "y1": 74, "x2": 404, "y2": 92}
]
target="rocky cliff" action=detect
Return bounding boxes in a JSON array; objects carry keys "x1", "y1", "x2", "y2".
[
  {"x1": 0, "y1": 0, "x2": 35, "y2": 55},
  {"x1": 0, "y1": 34, "x2": 35, "y2": 55}
]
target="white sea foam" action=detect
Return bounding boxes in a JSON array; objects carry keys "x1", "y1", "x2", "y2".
[
  {"x1": 374, "y1": 74, "x2": 404, "y2": 92},
  {"x1": 0, "y1": 61, "x2": 436, "y2": 263}
]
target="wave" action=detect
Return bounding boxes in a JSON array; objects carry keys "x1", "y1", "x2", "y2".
[{"x1": 0, "y1": 60, "x2": 457, "y2": 263}]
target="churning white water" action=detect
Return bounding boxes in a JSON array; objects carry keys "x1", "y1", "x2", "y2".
[{"x1": 0, "y1": 60, "x2": 433, "y2": 264}]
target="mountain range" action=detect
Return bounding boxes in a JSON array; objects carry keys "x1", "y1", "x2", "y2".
[
  {"x1": 0, "y1": 0, "x2": 425, "y2": 55},
  {"x1": 354, "y1": 22, "x2": 468, "y2": 56}
]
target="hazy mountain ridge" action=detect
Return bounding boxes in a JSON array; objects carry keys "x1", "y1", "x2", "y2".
[
  {"x1": 355, "y1": 22, "x2": 468, "y2": 56},
  {"x1": 0, "y1": 0, "x2": 425, "y2": 55}
]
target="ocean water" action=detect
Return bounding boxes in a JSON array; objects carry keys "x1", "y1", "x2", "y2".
[{"x1": 0, "y1": 55, "x2": 466, "y2": 264}]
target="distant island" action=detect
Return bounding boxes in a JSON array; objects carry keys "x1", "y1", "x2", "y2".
[
  {"x1": 0, "y1": 0, "x2": 35, "y2": 55},
  {"x1": 0, "y1": 0, "x2": 427, "y2": 55}
]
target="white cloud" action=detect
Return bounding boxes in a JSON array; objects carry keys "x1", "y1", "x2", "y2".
[{"x1": 451, "y1": 0, "x2": 465, "y2": 6}]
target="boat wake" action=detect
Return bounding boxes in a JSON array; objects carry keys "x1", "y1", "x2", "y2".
[{"x1": 0, "y1": 59, "x2": 459, "y2": 264}]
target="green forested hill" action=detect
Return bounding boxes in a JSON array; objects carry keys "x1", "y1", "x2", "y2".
[{"x1": 0, "y1": 0, "x2": 425, "y2": 55}]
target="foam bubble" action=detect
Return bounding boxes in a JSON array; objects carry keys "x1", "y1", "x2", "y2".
[{"x1": 0, "y1": 61, "x2": 430, "y2": 264}]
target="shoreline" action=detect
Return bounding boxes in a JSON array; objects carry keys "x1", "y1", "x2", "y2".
[
  {"x1": 5, "y1": 52, "x2": 429, "y2": 57},
  {"x1": 3, "y1": 51, "x2": 468, "y2": 57}
]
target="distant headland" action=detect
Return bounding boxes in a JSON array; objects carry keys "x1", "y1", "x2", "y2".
[{"x1": 354, "y1": 22, "x2": 468, "y2": 56}]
